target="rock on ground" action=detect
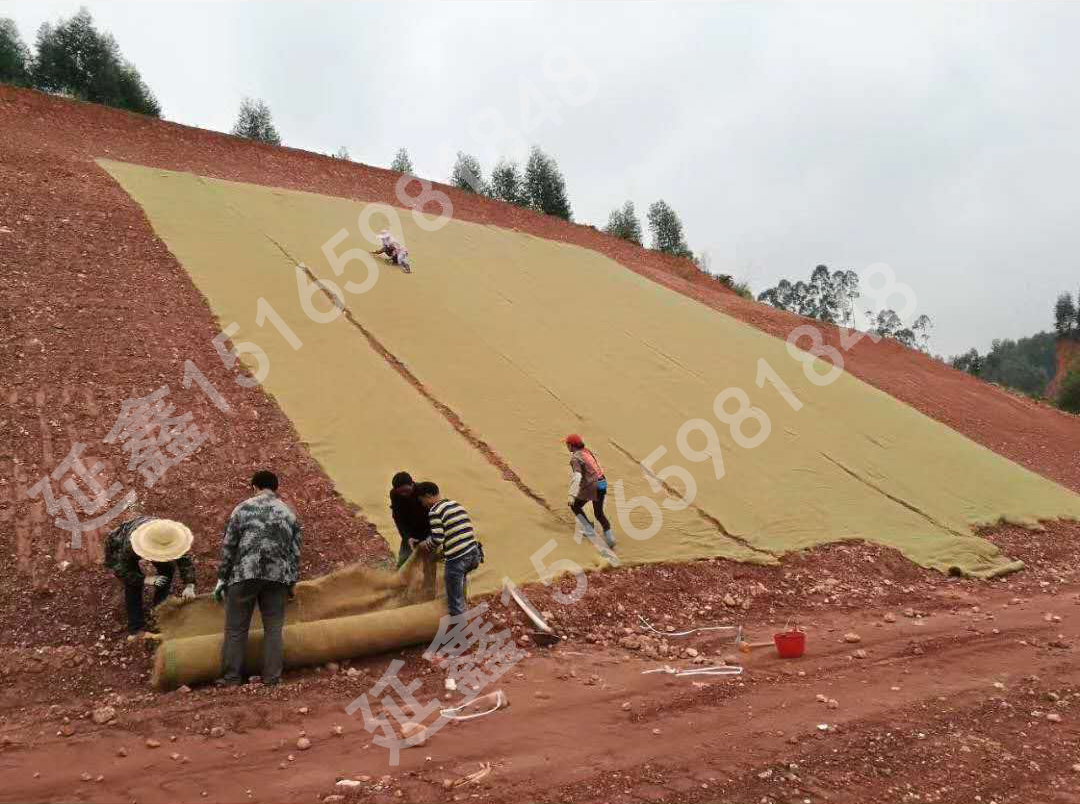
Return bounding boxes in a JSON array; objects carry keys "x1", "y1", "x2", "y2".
[{"x1": 91, "y1": 706, "x2": 116, "y2": 725}]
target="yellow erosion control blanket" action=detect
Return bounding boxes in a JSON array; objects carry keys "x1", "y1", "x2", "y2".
[
  {"x1": 154, "y1": 555, "x2": 440, "y2": 640},
  {"x1": 153, "y1": 599, "x2": 447, "y2": 690},
  {"x1": 151, "y1": 556, "x2": 444, "y2": 690},
  {"x1": 102, "y1": 160, "x2": 1080, "y2": 582}
]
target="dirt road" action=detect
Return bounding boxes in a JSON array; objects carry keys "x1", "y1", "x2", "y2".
[{"x1": 1, "y1": 582, "x2": 1077, "y2": 804}]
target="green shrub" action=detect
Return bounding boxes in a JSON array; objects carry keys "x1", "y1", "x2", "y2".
[
  {"x1": 732, "y1": 281, "x2": 753, "y2": 300},
  {"x1": 1059, "y1": 370, "x2": 1080, "y2": 414}
]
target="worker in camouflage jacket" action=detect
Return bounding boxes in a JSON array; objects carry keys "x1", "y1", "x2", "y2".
[
  {"x1": 214, "y1": 469, "x2": 302, "y2": 687},
  {"x1": 104, "y1": 513, "x2": 197, "y2": 637}
]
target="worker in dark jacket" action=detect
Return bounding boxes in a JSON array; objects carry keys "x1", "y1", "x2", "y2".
[
  {"x1": 214, "y1": 470, "x2": 302, "y2": 687},
  {"x1": 104, "y1": 515, "x2": 196, "y2": 637},
  {"x1": 389, "y1": 471, "x2": 431, "y2": 568}
]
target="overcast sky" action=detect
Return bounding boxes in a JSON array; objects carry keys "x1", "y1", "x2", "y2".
[{"x1": 6, "y1": 1, "x2": 1079, "y2": 356}]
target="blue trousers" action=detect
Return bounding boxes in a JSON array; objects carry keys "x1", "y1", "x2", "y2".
[{"x1": 444, "y1": 547, "x2": 481, "y2": 618}]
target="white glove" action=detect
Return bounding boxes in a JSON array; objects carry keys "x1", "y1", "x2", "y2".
[
  {"x1": 181, "y1": 584, "x2": 196, "y2": 600},
  {"x1": 567, "y1": 471, "x2": 582, "y2": 501},
  {"x1": 145, "y1": 575, "x2": 168, "y2": 588}
]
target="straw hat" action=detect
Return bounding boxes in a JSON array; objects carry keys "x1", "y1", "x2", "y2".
[{"x1": 130, "y1": 519, "x2": 194, "y2": 563}]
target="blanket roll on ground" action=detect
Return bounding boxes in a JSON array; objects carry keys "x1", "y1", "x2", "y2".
[{"x1": 151, "y1": 599, "x2": 447, "y2": 691}]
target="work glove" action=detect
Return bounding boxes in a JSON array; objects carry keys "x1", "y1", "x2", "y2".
[
  {"x1": 213, "y1": 579, "x2": 226, "y2": 603},
  {"x1": 181, "y1": 584, "x2": 196, "y2": 601},
  {"x1": 144, "y1": 574, "x2": 168, "y2": 588},
  {"x1": 567, "y1": 471, "x2": 582, "y2": 501}
]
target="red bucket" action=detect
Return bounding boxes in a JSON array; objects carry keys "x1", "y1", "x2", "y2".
[{"x1": 774, "y1": 629, "x2": 805, "y2": 659}]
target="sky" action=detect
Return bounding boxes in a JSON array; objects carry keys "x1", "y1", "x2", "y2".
[{"x1": 5, "y1": 1, "x2": 1080, "y2": 357}]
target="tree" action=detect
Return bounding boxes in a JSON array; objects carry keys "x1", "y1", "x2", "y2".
[
  {"x1": 31, "y1": 8, "x2": 160, "y2": 116},
  {"x1": 646, "y1": 200, "x2": 692, "y2": 258},
  {"x1": 806, "y1": 265, "x2": 840, "y2": 322},
  {"x1": 759, "y1": 278, "x2": 805, "y2": 315},
  {"x1": 1054, "y1": 292, "x2": 1076, "y2": 337},
  {"x1": 604, "y1": 201, "x2": 643, "y2": 245},
  {"x1": 731, "y1": 281, "x2": 753, "y2": 300},
  {"x1": 489, "y1": 159, "x2": 524, "y2": 205},
  {"x1": 523, "y1": 146, "x2": 572, "y2": 220},
  {"x1": 832, "y1": 269, "x2": 861, "y2": 328},
  {"x1": 450, "y1": 151, "x2": 487, "y2": 194},
  {"x1": 866, "y1": 309, "x2": 933, "y2": 352},
  {"x1": 390, "y1": 147, "x2": 413, "y2": 174},
  {"x1": 951, "y1": 348, "x2": 984, "y2": 376},
  {"x1": 231, "y1": 97, "x2": 280, "y2": 145},
  {"x1": 333, "y1": 146, "x2": 350, "y2": 160},
  {"x1": 0, "y1": 18, "x2": 30, "y2": 86},
  {"x1": 949, "y1": 331, "x2": 1058, "y2": 397},
  {"x1": 758, "y1": 265, "x2": 861, "y2": 327},
  {"x1": 1060, "y1": 370, "x2": 1080, "y2": 414},
  {"x1": 984, "y1": 333, "x2": 1057, "y2": 395}
]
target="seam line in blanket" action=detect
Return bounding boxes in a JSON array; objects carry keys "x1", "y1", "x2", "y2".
[
  {"x1": 260, "y1": 232, "x2": 557, "y2": 516},
  {"x1": 607, "y1": 440, "x2": 778, "y2": 558}
]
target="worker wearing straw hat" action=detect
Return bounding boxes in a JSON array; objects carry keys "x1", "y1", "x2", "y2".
[{"x1": 104, "y1": 514, "x2": 197, "y2": 638}]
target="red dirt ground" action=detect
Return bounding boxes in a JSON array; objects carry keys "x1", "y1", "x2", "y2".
[{"x1": 2, "y1": 86, "x2": 1080, "y2": 803}]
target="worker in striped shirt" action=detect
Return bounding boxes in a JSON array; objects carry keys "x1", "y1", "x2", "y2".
[{"x1": 412, "y1": 481, "x2": 483, "y2": 618}]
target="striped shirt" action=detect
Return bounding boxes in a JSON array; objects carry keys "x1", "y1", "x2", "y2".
[{"x1": 427, "y1": 499, "x2": 478, "y2": 561}]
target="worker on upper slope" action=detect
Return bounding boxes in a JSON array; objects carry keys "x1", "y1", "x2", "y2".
[
  {"x1": 105, "y1": 510, "x2": 197, "y2": 638},
  {"x1": 389, "y1": 471, "x2": 431, "y2": 568},
  {"x1": 371, "y1": 229, "x2": 412, "y2": 273},
  {"x1": 565, "y1": 434, "x2": 615, "y2": 550},
  {"x1": 214, "y1": 469, "x2": 302, "y2": 687}
]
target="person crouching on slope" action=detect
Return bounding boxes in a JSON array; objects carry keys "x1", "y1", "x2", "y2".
[
  {"x1": 413, "y1": 481, "x2": 484, "y2": 618},
  {"x1": 105, "y1": 513, "x2": 197, "y2": 638},
  {"x1": 565, "y1": 433, "x2": 615, "y2": 549},
  {"x1": 371, "y1": 229, "x2": 412, "y2": 273},
  {"x1": 389, "y1": 471, "x2": 431, "y2": 568}
]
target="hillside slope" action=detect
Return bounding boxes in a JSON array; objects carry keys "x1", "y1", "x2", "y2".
[
  {"x1": 98, "y1": 159, "x2": 1080, "y2": 585},
  {"x1": 4, "y1": 86, "x2": 1077, "y2": 496},
  {"x1": 2, "y1": 85, "x2": 1079, "y2": 644}
]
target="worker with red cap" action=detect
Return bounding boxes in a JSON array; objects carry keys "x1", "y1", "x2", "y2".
[{"x1": 565, "y1": 434, "x2": 615, "y2": 549}]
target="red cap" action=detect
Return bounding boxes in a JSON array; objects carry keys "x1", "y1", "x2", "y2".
[{"x1": 564, "y1": 433, "x2": 584, "y2": 448}]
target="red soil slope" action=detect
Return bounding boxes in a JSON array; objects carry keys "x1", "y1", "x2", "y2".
[
  {"x1": 3, "y1": 86, "x2": 1076, "y2": 498},
  {"x1": 5, "y1": 87, "x2": 1080, "y2": 804},
  {"x1": 2, "y1": 85, "x2": 1079, "y2": 654}
]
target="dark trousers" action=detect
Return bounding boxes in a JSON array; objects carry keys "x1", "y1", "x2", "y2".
[
  {"x1": 444, "y1": 547, "x2": 481, "y2": 618},
  {"x1": 571, "y1": 485, "x2": 611, "y2": 532},
  {"x1": 221, "y1": 579, "x2": 289, "y2": 685},
  {"x1": 122, "y1": 561, "x2": 175, "y2": 633}
]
